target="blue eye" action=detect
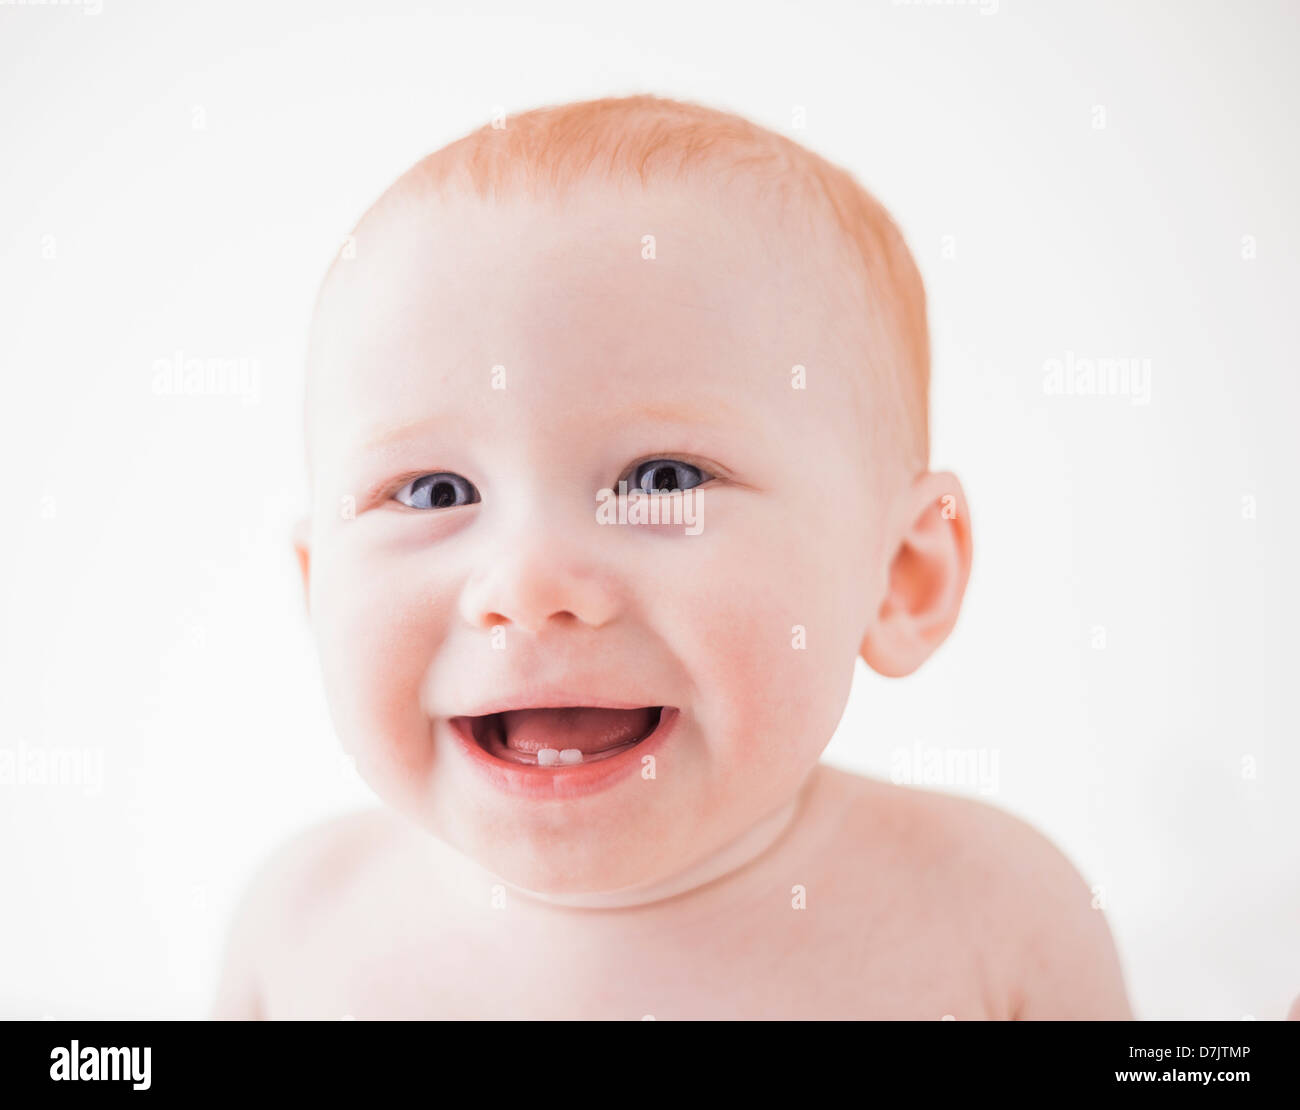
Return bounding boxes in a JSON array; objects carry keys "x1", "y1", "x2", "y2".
[
  {"x1": 628, "y1": 458, "x2": 710, "y2": 494},
  {"x1": 394, "y1": 473, "x2": 480, "y2": 510}
]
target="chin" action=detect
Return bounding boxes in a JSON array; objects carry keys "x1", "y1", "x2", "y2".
[{"x1": 475, "y1": 833, "x2": 670, "y2": 898}]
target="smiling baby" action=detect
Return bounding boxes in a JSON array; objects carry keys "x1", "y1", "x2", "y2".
[{"x1": 211, "y1": 94, "x2": 1132, "y2": 1020}]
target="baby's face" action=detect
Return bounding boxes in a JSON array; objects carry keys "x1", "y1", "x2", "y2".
[{"x1": 302, "y1": 179, "x2": 897, "y2": 894}]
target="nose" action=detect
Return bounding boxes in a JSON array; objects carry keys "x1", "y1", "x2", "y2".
[{"x1": 457, "y1": 530, "x2": 623, "y2": 634}]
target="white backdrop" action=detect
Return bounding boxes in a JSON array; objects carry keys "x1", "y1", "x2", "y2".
[{"x1": 1, "y1": 0, "x2": 1296, "y2": 1020}]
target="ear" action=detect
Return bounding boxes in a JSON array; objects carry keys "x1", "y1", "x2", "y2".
[
  {"x1": 292, "y1": 515, "x2": 311, "y2": 617},
  {"x1": 860, "y1": 471, "x2": 972, "y2": 678}
]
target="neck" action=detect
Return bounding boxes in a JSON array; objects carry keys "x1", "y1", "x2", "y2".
[{"x1": 500, "y1": 791, "x2": 805, "y2": 910}]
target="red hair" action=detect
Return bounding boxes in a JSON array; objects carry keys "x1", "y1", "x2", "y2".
[{"x1": 336, "y1": 94, "x2": 929, "y2": 474}]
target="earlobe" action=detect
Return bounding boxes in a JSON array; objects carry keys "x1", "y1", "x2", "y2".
[
  {"x1": 292, "y1": 515, "x2": 311, "y2": 616},
  {"x1": 859, "y1": 471, "x2": 972, "y2": 678}
]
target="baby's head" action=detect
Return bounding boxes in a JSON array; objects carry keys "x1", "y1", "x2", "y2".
[{"x1": 294, "y1": 95, "x2": 971, "y2": 897}]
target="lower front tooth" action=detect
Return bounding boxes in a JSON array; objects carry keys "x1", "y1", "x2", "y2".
[
  {"x1": 559, "y1": 749, "x2": 583, "y2": 764},
  {"x1": 537, "y1": 748, "x2": 560, "y2": 766}
]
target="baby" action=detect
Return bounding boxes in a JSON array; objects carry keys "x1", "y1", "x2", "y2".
[{"x1": 212, "y1": 94, "x2": 1132, "y2": 1019}]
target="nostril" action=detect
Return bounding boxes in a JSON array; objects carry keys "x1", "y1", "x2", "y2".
[{"x1": 488, "y1": 610, "x2": 580, "y2": 634}]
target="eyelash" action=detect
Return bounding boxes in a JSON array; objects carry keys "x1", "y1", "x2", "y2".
[{"x1": 385, "y1": 456, "x2": 722, "y2": 510}]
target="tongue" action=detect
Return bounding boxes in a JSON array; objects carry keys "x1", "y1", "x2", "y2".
[{"x1": 499, "y1": 707, "x2": 657, "y2": 755}]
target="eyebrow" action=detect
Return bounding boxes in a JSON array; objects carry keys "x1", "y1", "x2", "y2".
[{"x1": 356, "y1": 398, "x2": 738, "y2": 456}]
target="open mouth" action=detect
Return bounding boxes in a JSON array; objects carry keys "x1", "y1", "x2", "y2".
[{"x1": 455, "y1": 706, "x2": 667, "y2": 767}]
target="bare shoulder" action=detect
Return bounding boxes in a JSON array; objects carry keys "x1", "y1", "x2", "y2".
[
  {"x1": 209, "y1": 807, "x2": 401, "y2": 1019},
  {"x1": 822, "y1": 765, "x2": 1134, "y2": 1020}
]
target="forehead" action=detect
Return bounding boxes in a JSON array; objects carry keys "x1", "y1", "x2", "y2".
[{"x1": 306, "y1": 179, "x2": 867, "y2": 468}]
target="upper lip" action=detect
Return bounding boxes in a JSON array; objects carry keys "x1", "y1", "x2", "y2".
[{"x1": 443, "y1": 692, "x2": 669, "y2": 720}]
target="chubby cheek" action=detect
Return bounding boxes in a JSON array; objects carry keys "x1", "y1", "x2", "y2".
[
  {"x1": 657, "y1": 506, "x2": 861, "y2": 794},
  {"x1": 310, "y1": 540, "x2": 447, "y2": 792}
]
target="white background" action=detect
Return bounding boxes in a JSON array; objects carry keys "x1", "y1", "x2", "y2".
[{"x1": 1, "y1": 0, "x2": 1296, "y2": 1020}]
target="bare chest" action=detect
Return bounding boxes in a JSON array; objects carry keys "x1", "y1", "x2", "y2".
[{"x1": 260, "y1": 869, "x2": 1000, "y2": 1020}]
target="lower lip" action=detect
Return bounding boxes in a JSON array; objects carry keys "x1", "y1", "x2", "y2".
[{"x1": 444, "y1": 708, "x2": 680, "y2": 800}]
